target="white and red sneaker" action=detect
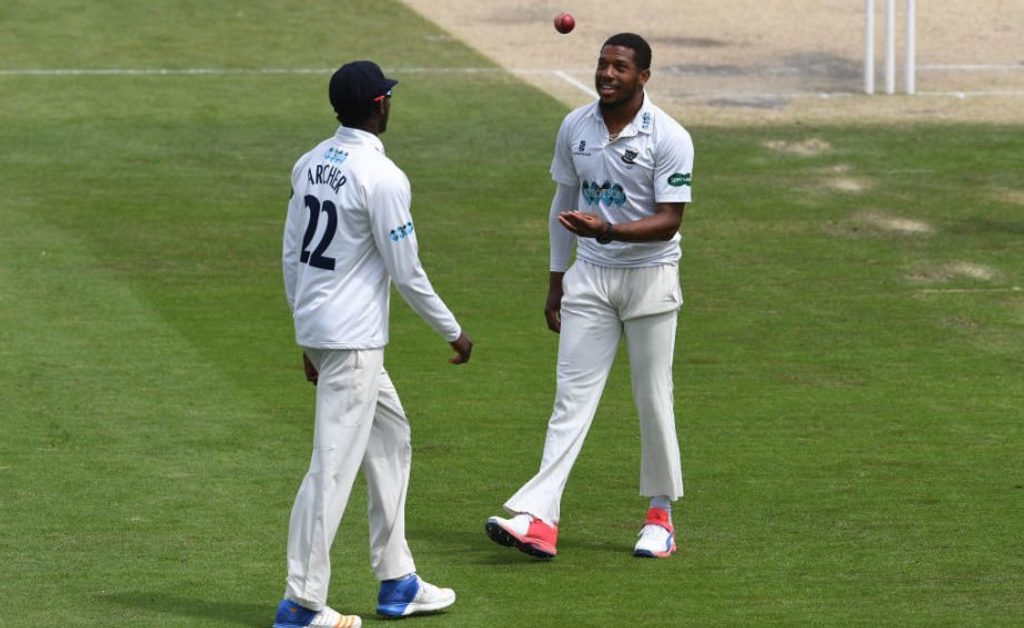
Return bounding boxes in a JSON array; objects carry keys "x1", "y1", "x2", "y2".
[
  {"x1": 633, "y1": 507, "x2": 677, "y2": 558},
  {"x1": 485, "y1": 513, "x2": 558, "y2": 559}
]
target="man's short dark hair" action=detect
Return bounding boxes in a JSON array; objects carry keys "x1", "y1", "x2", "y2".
[
  {"x1": 602, "y1": 33, "x2": 652, "y2": 71},
  {"x1": 335, "y1": 104, "x2": 373, "y2": 126}
]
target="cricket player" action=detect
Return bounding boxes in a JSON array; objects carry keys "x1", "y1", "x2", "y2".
[
  {"x1": 486, "y1": 33, "x2": 694, "y2": 559},
  {"x1": 273, "y1": 60, "x2": 473, "y2": 628}
]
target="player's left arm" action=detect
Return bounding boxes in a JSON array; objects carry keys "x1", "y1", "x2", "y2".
[
  {"x1": 282, "y1": 195, "x2": 304, "y2": 310},
  {"x1": 282, "y1": 156, "x2": 311, "y2": 312},
  {"x1": 369, "y1": 168, "x2": 463, "y2": 346}
]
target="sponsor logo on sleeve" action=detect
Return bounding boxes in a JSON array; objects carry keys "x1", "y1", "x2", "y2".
[
  {"x1": 667, "y1": 172, "x2": 692, "y2": 187},
  {"x1": 389, "y1": 222, "x2": 414, "y2": 241}
]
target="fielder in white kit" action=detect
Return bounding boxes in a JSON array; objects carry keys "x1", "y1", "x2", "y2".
[
  {"x1": 486, "y1": 33, "x2": 694, "y2": 559},
  {"x1": 273, "y1": 60, "x2": 473, "y2": 628}
]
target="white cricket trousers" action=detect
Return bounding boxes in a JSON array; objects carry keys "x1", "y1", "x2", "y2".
[
  {"x1": 505, "y1": 260, "x2": 685, "y2": 525},
  {"x1": 284, "y1": 347, "x2": 416, "y2": 611}
]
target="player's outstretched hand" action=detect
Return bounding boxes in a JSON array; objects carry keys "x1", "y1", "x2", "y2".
[
  {"x1": 302, "y1": 352, "x2": 319, "y2": 385},
  {"x1": 558, "y1": 210, "x2": 604, "y2": 238},
  {"x1": 448, "y1": 331, "x2": 473, "y2": 365}
]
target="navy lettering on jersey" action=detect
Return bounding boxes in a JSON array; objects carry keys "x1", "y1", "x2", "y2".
[{"x1": 307, "y1": 164, "x2": 348, "y2": 194}]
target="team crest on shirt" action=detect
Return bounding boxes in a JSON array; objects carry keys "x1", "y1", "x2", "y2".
[
  {"x1": 621, "y1": 149, "x2": 638, "y2": 165},
  {"x1": 581, "y1": 180, "x2": 627, "y2": 207},
  {"x1": 641, "y1": 112, "x2": 652, "y2": 131},
  {"x1": 389, "y1": 222, "x2": 414, "y2": 241}
]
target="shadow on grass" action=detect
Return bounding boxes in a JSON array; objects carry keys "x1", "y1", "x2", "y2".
[
  {"x1": 411, "y1": 524, "x2": 632, "y2": 565},
  {"x1": 101, "y1": 592, "x2": 267, "y2": 627}
]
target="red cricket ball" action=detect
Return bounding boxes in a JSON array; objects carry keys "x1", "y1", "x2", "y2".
[{"x1": 554, "y1": 12, "x2": 575, "y2": 34}]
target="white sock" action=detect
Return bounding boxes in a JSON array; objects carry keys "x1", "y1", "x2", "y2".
[{"x1": 650, "y1": 495, "x2": 672, "y2": 515}]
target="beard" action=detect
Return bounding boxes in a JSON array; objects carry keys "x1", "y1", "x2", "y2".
[{"x1": 595, "y1": 76, "x2": 642, "y2": 110}]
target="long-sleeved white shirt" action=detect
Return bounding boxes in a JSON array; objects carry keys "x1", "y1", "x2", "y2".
[{"x1": 283, "y1": 126, "x2": 461, "y2": 349}]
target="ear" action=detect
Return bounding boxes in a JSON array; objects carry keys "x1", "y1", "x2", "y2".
[{"x1": 639, "y1": 68, "x2": 651, "y2": 86}]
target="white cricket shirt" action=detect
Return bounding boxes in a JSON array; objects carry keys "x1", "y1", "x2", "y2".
[
  {"x1": 283, "y1": 126, "x2": 461, "y2": 349},
  {"x1": 550, "y1": 93, "x2": 694, "y2": 269}
]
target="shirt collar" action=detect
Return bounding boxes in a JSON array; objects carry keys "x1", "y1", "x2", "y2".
[
  {"x1": 589, "y1": 91, "x2": 655, "y2": 137},
  {"x1": 334, "y1": 125, "x2": 386, "y2": 155}
]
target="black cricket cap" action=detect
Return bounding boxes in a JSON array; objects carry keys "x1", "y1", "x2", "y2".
[{"x1": 328, "y1": 60, "x2": 398, "y2": 121}]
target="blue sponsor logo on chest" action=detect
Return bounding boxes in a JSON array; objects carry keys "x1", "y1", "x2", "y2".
[{"x1": 581, "y1": 180, "x2": 627, "y2": 207}]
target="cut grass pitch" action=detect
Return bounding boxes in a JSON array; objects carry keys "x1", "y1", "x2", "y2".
[{"x1": 1, "y1": 1, "x2": 1022, "y2": 626}]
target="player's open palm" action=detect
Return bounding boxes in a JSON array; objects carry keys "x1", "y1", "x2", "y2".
[{"x1": 558, "y1": 210, "x2": 603, "y2": 238}]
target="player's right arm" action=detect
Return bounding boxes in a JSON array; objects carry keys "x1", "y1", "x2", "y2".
[
  {"x1": 546, "y1": 115, "x2": 579, "y2": 334},
  {"x1": 282, "y1": 156, "x2": 311, "y2": 312},
  {"x1": 282, "y1": 157, "x2": 318, "y2": 380},
  {"x1": 546, "y1": 182, "x2": 577, "y2": 333}
]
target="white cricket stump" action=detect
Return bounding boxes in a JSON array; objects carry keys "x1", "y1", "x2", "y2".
[{"x1": 864, "y1": 0, "x2": 916, "y2": 95}]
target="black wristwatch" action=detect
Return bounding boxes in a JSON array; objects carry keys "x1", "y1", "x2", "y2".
[{"x1": 596, "y1": 221, "x2": 615, "y2": 244}]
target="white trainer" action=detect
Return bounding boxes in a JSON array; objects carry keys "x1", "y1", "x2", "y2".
[
  {"x1": 633, "y1": 507, "x2": 677, "y2": 558},
  {"x1": 488, "y1": 513, "x2": 532, "y2": 536},
  {"x1": 377, "y1": 573, "x2": 456, "y2": 617}
]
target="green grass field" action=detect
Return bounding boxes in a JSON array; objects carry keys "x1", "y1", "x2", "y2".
[{"x1": 2, "y1": 1, "x2": 1022, "y2": 625}]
